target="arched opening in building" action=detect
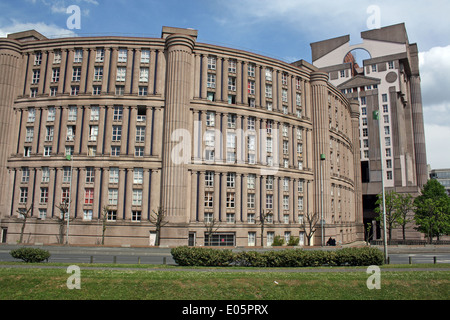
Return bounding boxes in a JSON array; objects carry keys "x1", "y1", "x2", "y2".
[{"x1": 343, "y1": 48, "x2": 371, "y2": 76}]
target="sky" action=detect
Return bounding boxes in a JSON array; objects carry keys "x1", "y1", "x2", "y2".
[{"x1": 0, "y1": 0, "x2": 449, "y2": 170}]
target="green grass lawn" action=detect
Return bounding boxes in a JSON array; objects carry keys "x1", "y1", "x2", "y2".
[{"x1": 0, "y1": 263, "x2": 449, "y2": 300}]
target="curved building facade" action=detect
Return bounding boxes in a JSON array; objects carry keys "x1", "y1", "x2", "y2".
[{"x1": 0, "y1": 27, "x2": 363, "y2": 247}]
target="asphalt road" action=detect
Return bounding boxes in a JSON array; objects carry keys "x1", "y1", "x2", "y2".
[{"x1": 1, "y1": 244, "x2": 450, "y2": 265}]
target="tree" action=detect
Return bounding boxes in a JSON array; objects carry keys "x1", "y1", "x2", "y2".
[
  {"x1": 258, "y1": 210, "x2": 271, "y2": 246},
  {"x1": 100, "y1": 205, "x2": 109, "y2": 245},
  {"x1": 414, "y1": 179, "x2": 450, "y2": 243},
  {"x1": 55, "y1": 200, "x2": 71, "y2": 244},
  {"x1": 204, "y1": 217, "x2": 220, "y2": 247},
  {"x1": 374, "y1": 190, "x2": 399, "y2": 244},
  {"x1": 300, "y1": 210, "x2": 319, "y2": 246},
  {"x1": 17, "y1": 204, "x2": 33, "y2": 244},
  {"x1": 394, "y1": 193, "x2": 414, "y2": 240},
  {"x1": 149, "y1": 206, "x2": 169, "y2": 246}
]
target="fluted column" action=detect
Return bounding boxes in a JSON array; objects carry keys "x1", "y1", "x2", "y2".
[
  {"x1": 0, "y1": 42, "x2": 21, "y2": 216},
  {"x1": 160, "y1": 27, "x2": 197, "y2": 244},
  {"x1": 310, "y1": 71, "x2": 331, "y2": 244}
]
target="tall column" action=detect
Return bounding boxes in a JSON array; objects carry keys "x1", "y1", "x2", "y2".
[
  {"x1": 310, "y1": 71, "x2": 331, "y2": 245},
  {"x1": 160, "y1": 27, "x2": 197, "y2": 245},
  {"x1": 0, "y1": 42, "x2": 21, "y2": 216}
]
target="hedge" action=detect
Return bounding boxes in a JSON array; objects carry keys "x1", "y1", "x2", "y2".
[
  {"x1": 171, "y1": 246, "x2": 384, "y2": 267},
  {"x1": 10, "y1": 247, "x2": 51, "y2": 263}
]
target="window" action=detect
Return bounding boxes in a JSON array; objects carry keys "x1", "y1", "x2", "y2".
[
  {"x1": 118, "y1": 49, "x2": 127, "y2": 63},
  {"x1": 247, "y1": 193, "x2": 255, "y2": 209},
  {"x1": 88, "y1": 146, "x2": 96, "y2": 156},
  {"x1": 39, "y1": 209, "x2": 47, "y2": 220},
  {"x1": 226, "y1": 172, "x2": 236, "y2": 188},
  {"x1": 116, "y1": 85, "x2": 125, "y2": 95},
  {"x1": 95, "y1": 49, "x2": 104, "y2": 62},
  {"x1": 266, "y1": 176, "x2": 273, "y2": 190},
  {"x1": 141, "y1": 49, "x2": 150, "y2": 63},
  {"x1": 32, "y1": 70, "x2": 40, "y2": 84},
  {"x1": 94, "y1": 67, "x2": 103, "y2": 81},
  {"x1": 42, "y1": 167, "x2": 50, "y2": 183},
  {"x1": 386, "y1": 148, "x2": 391, "y2": 157},
  {"x1": 204, "y1": 212, "x2": 213, "y2": 223},
  {"x1": 227, "y1": 132, "x2": 236, "y2": 148},
  {"x1": 266, "y1": 137, "x2": 272, "y2": 153},
  {"x1": 139, "y1": 87, "x2": 148, "y2": 96},
  {"x1": 84, "y1": 188, "x2": 94, "y2": 204},
  {"x1": 83, "y1": 210, "x2": 93, "y2": 221},
  {"x1": 248, "y1": 80, "x2": 255, "y2": 95},
  {"x1": 266, "y1": 194, "x2": 273, "y2": 209},
  {"x1": 52, "y1": 68, "x2": 60, "y2": 82},
  {"x1": 85, "y1": 167, "x2": 95, "y2": 183},
  {"x1": 247, "y1": 117, "x2": 255, "y2": 131},
  {"x1": 53, "y1": 51, "x2": 62, "y2": 64},
  {"x1": 90, "y1": 106, "x2": 99, "y2": 121},
  {"x1": 116, "y1": 67, "x2": 126, "y2": 81},
  {"x1": 68, "y1": 106, "x2": 77, "y2": 121},
  {"x1": 248, "y1": 232, "x2": 256, "y2": 246},
  {"x1": 207, "y1": 56, "x2": 216, "y2": 70},
  {"x1": 25, "y1": 127, "x2": 34, "y2": 142},
  {"x1": 61, "y1": 188, "x2": 70, "y2": 203},
  {"x1": 71, "y1": 86, "x2": 79, "y2": 96},
  {"x1": 207, "y1": 73, "x2": 216, "y2": 88},
  {"x1": 388, "y1": 61, "x2": 394, "y2": 69},
  {"x1": 226, "y1": 192, "x2": 235, "y2": 208},
  {"x1": 74, "y1": 49, "x2": 83, "y2": 63},
  {"x1": 282, "y1": 89, "x2": 288, "y2": 102},
  {"x1": 132, "y1": 189, "x2": 143, "y2": 206},
  {"x1": 44, "y1": 146, "x2": 52, "y2": 157},
  {"x1": 135, "y1": 147, "x2": 144, "y2": 157},
  {"x1": 384, "y1": 115, "x2": 389, "y2": 124},
  {"x1": 206, "y1": 112, "x2": 215, "y2": 127},
  {"x1": 133, "y1": 168, "x2": 144, "y2": 184},
  {"x1": 227, "y1": 114, "x2": 236, "y2": 129},
  {"x1": 21, "y1": 168, "x2": 30, "y2": 183},
  {"x1": 248, "y1": 135, "x2": 256, "y2": 151},
  {"x1": 384, "y1": 126, "x2": 390, "y2": 135},
  {"x1": 63, "y1": 167, "x2": 71, "y2": 183},
  {"x1": 108, "y1": 189, "x2": 118, "y2": 205},
  {"x1": 265, "y1": 84, "x2": 272, "y2": 98},
  {"x1": 248, "y1": 64, "x2": 255, "y2": 77},
  {"x1": 387, "y1": 171, "x2": 393, "y2": 180},
  {"x1": 265, "y1": 68, "x2": 272, "y2": 81},
  {"x1": 228, "y1": 77, "x2": 236, "y2": 91},
  {"x1": 72, "y1": 67, "x2": 81, "y2": 82},
  {"x1": 112, "y1": 126, "x2": 122, "y2": 141},
  {"x1": 139, "y1": 68, "x2": 149, "y2": 82},
  {"x1": 385, "y1": 137, "x2": 391, "y2": 147},
  {"x1": 205, "y1": 171, "x2": 214, "y2": 187},
  {"x1": 136, "y1": 126, "x2": 145, "y2": 142},
  {"x1": 107, "y1": 210, "x2": 117, "y2": 221},
  {"x1": 247, "y1": 174, "x2": 256, "y2": 189},
  {"x1": 204, "y1": 192, "x2": 214, "y2": 208},
  {"x1": 45, "y1": 126, "x2": 54, "y2": 142},
  {"x1": 132, "y1": 211, "x2": 141, "y2": 222},
  {"x1": 382, "y1": 94, "x2": 388, "y2": 103},
  {"x1": 228, "y1": 60, "x2": 237, "y2": 73},
  {"x1": 50, "y1": 87, "x2": 57, "y2": 96},
  {"x1": 27, "y1": 108, "x2": 36, "y2": 123},
  {"x1": 111, "y1": 146, "x2": 120, "y2": 156},
  {"x1": 283, "y1": 195, "x2": 289, "y2": 210},
  {"x1": 113, "y1": 106, "x2": 123, "y2": 121},
  {"x1": 40, "y1": 187, "x2": 49, "y2": 204},
  {"x1": 282, "y1": 73, "x2": 288, "y2": 85},
  {"x1": 109, "y1": 168, "x2": 119, "y2": 184},
  {"x1": 20, "y1": 188, "x2": 28, "y2": 203},
  {"x1": 66, "y1": 125, "x2": 75, "y2": 141}
]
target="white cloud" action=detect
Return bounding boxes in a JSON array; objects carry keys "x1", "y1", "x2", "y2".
[
  {"x1": 0, "y1": 20, "x2": 76, "y2": 38},
  {"x1": 425, "y1": 124, "x2": 450, "y2": 169}
]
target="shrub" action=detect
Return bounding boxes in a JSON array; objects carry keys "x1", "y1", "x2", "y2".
[
  {"x1": 171, "y1": 246, "x2": 384, "y2": 267},
  {"x1": 271, "y1": 235, "x2": 285, "y2": 246},
  {"x1": 171, "y1": 246, "x2": 234, "y2": 267},
  {"x1": 10, "y1": 247, "x2": 51, "y2": 263}
]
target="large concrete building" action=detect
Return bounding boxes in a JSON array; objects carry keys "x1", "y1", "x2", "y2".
[
  {"x1": 311, "y1": 23, "x2": 428, "y2": 240},
  {"x1": 0, "y1": 26, "x2": 364, "y2": 247}
]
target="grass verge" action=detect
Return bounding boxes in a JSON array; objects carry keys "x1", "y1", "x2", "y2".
[{"x1": 0, "y1": 263, "x2": 449, "y2": 300}]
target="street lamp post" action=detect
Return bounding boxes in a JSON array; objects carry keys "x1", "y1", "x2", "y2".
[
  {"x1": 374, "y1": 110, "x2": 388, "y2": 263},
  {"x1": 320, "y1": 153, "x2": 326, "y2": 247}
]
